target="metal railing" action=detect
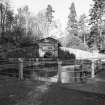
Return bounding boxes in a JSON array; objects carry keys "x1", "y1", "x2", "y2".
[{"x1": 0, "y1": 58, "x2": 104, "y2": 84}]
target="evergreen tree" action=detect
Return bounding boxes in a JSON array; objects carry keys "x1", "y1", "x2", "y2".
[
  {"x1": 87, "y1": 24, "x2": 99, "y2": 48},
  {"x1": 45, "y1": 4, "x2": 55, "y2": 36},
  {"x1": 66, "y1": 2, "x2": 78, "y2": 36},
  {"x1": 46, "y1": 4, "x2": 55, "y2": 23},
  {"x1": 89, "y1": 0, "x2": 105, "y2": 49},
  {"x1": 89, "y1": 0, "x2": 105, "y2": 25},
  {"x1": 6, "y1": 10, "x2": 14, "y2": 31},
  {"x1": 78, "y1": 14, "x2": 87, "y2": 43}
]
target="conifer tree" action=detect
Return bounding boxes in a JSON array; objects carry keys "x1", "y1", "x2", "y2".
[
  {"x1": 45, "y1": 4, "x2": 55, "y2": 36},
  {"x1": 66, "y1": 2, "x2": 78, "y2": 36},
  {"x1": 89, "y1": 0, "x2": 105, "y2": 49},
  {"x1": 78, "y1": 14, "x2": 87, "y2": 43},
  {"x1": 46, "y1": 4, "x2": 55, "y2": 23}
]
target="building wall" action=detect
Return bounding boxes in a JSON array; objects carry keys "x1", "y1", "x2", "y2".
[{"x1": 39, "y1": 42, "x2": 58, "y2": 57}]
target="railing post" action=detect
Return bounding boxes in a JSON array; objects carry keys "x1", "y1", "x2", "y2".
[
  {"x1": 57, "y1": 60, "x2": 62, "y2": 83},
  {"x1": 32, "y1": 58, "x2": 39, "y2": 80},
  {"x1": 91, "y1": 60, "x2": 95, "y2": 78},
  {"x1": 99, "y1": 59, "x2": 102, "y2": 70},
  {"x1": 18, "y1": 58, "x2": 24, "y2": 80},
  {"x1": 35, "y1": 58, "x2": 39, "y2": 79}
]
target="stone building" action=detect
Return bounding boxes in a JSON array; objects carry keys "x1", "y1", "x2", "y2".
[{"x1": 38, "y1": 37, "x2": 60, "y2": 57}]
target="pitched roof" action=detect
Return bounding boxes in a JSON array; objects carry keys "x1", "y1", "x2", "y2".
[{"x1": 39, "y1": 37, "x2": 59, "y2": 43}]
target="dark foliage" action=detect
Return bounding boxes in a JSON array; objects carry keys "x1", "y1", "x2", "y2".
[
  {"x1": 58, "y1": 48, "x2": 76, "y2": 60},
  {"x1": 44, "y1": 52, "x2": 55, "y2": 58},
  {"x1": 0, "y1": 26, "x2": 39, "y2": 58},
  {"x1": 89, "y1": 0, "x2": 105, "y2": 25},
  {"x1": 7, "y1": 46, "x2": 39, "y2": 58},
  {"x1": 87, "y1": 25, "x2": 101, "y2": 49}
]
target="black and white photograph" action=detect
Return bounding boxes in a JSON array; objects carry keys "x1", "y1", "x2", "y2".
[{"x1": 0, "y1": 0, "x2": 105, "y2": 105}]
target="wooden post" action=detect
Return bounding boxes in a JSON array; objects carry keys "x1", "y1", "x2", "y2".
[
  {"x1": 57, "y1": 61, "x2": 62, "y2": 83},
  {"x1": 91, "y1": 60, "x2": 95, "y2": 78},
  {"x1": 35, "y1": 58, "x2": 39, "y2": 80},
  {"x1": 18, "y1": 58, "x2": 24, "y2": 80},
  {"x1": 32, "y1": 58, "x2": 39, "y2": 80},
  {"x1": 99, "y1": 59, "x2": 102, "y2": 70}
]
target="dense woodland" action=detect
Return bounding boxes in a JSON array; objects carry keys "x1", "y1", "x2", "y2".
[{"x1": 0, "y1": 0, "x2": 105, "y2": 58}]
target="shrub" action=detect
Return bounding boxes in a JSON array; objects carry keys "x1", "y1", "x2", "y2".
[
  {"x1": 7, "y1": 46, "x2": 39, "y2": 58},
  {"x1": 58, "y1": 48, "x2": 76, "y2": 60},
  {"x1": 44, "y1": 52, "x2": 54, "y2": 58},
  {"x1": 69, "y1": 53, "x2": 76, "y2": 60}
]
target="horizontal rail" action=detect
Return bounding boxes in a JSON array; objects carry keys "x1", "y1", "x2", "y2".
[
  {"x1": 61, "y1": 70, "x2": 91, "y2": 72},
  {"x1": 61, "y1": 75, "x2": 91, "y2": 79},
  {"x1": 62, "y1": 65, "x2": 80, "y2": 69},
  {"x1": 24, "y1": 68, "x2": 58, "y2": 72},
  {"x1": 0, "y1": 72, "x2": 18, "y2": 75}
]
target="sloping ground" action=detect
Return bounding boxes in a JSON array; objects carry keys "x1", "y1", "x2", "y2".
[
  {"x1": 61, "y1": 47, "x2": 105, "y2": 60},
  {"x1": 95, "y1": 69, "x2": 105, "y2": 81},
  {"x1": 0, "y1": 78, "x2": 105, "y2": 105},
  {"x1": 61, "y1": 47, "x2": 93, "y2": 59},
  {"x1": 0, "y1": 78, "x2": 50, "y2": 105},
  {"x1": 40, "y1": 84, "x2": 105, "y2": 105}
]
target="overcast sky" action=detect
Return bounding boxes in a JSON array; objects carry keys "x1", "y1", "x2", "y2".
[{"x1": 11, "y1": 0, "x2": 93, "y2": 30}]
